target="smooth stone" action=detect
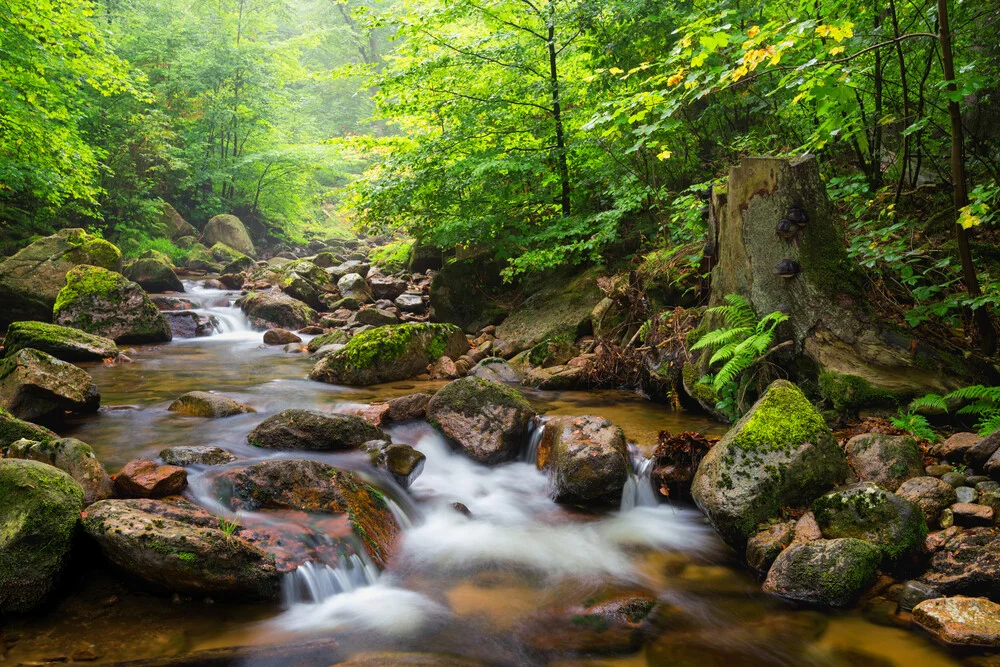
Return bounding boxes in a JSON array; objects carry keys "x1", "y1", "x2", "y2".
[
  {"x1": 956, "y1": 486, "x2": 979, "y2": 503},
  {"x1": 941, "y1": 471, "x2": 967, "y2": 488},
  {"x1": 159, "y1": 446, "x2": 238, "y2": 467}
]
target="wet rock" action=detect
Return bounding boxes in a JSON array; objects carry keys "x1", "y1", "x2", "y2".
[
  {"x1": 921, "y1": 527, "x2": 1000, "y2": 597},
  {"x1": 942, "y1": 471, "x2": 967, "y2": 488},
  {"x1": 368, "y1": 274, "x2": 408, "y2": 301},
  {"x1": 426, "y1": 377, "x2": 535, "y2": 465},
  {"x1": 934, "y1": 432, "x2": 983, "y2": 462},
  {"x1": 377, "y1": 443, "x2": 426, "y2": 488},
  {"x1": 279, "y1": 260, "x2": 333, "y2": 310},
  {"x1": 470, "y1": 357, "x2": 521, "y2": 384},
  {"x1": 519, "y1": 590, "x2": 657, "y2": 654},
  {"x1": 845, "y1": 433, "x2": 923, "y2": 491},
  {"x1": 3, "y1": 321, "x2": 119, "y2": 362},
  {"x1": 328, "y1": 296, "x2": 362, "y2": 311},
  {"x1": 899, "y1": 580, "x2": 939, "y2": 611},
  {"x1": 896, "y1": 476, "x2": 957, "y2": 525},
  {"x1": 979, "y1": 481, "x2": 1000, "y2": 493},
  {"x1": 983, "y1": 446, "x2": 1000, "y2": 479},
  {"x1": 956, "y1": 486, "x2": 978, "y2": 503},
  {"x1": 746, "y1": 521, "x2": 795, "y2": 572},
  {"x1": 239, "y1": 290, "x2": 317, "y2": 330},
  {"x1": 793, "y1": 511, "x2": 823, "y2": 542},
  {"x1": 159, "y1": 446, "x2": 237, "y2": 467},
  {"x1": 262, "y1": 328, "x2": 302, "y2": 345},
  {"x1": 966, "y1": 430, "x2": 1000, "y2": 468},
  {"x1": 951, "y1": 502, "x2": 994, "y2": 527},
  {"x1": 183, "y1": 243, "x2": 221, "y2": 272},
  {"x1": 352, "y1": 402, "x2": 391, "y2": 426},
  {"x1": 913, "y1": 597, "x2": 1000, "y2": 647},
  {"x1": 114, "y1": 458, "x2": 187, "y2": 498},
  {"x1": 0, "y1": 407, "x2": 57, "y2": 450},
  {"x1": 336, "y1": 652, "x2": 482, "y2": 667},
  {"x1": 0, "y1": 348, "x2": 101, "y2": 420},
  {"x1": 0, "y1": 228, "x2": 122, "y2": 324},
  {"x1": 309, "y1": 323, "x2": 469, "y2": 386},
  {"x1": 248, "y1": 408, "x2": 388, "y2": 451},
  {"x1": 163, "y1": 311, "x2": 220, "y2": 338},
  {"x1": 327, "y1": 260, "x2": 371, "y2": 280},
  {"x1": 0, "y1": 459, "x2": 84, "y2": 613},
  {"x1": 7, "y1": 437, "x2": 113, "y2": 505},
  {"x1": 221, "y1": 255, "x2": 255, "y2": 275},
  {"x1": 386, "y1": 392, "x2": 433, "y2": 422},
  {"x1": 81, "y1": 498, "x2": 279, "y2": 599},
  {"x1": 524, "y1": 363, "x2": 587, "y2": 390},
  {"x1": 124, "y1": 256, "x2": 184, "y2": 293},
  {"x1": 395, "y1": 292, "x2": 426, "y2": 314},
  {"x1": 352, "y1": 308, "x2": 400, "y2": 327},
  {"x1": 428, "y1": 355, "x2": 458, "y2": 379},
  {"x1": 201, "y1": 214, "x2": 255, "y2": 256},
  {"x1": 151, "y1": 296, "x2": 197, "y2": 311},
  {"x1": 812, "y1": 482, "x2": 926, "y2": 560},
  {"x1": 217, "y1": 459, "x2": 398, "y2": 567},
  {"x1": 691, "y1": 380, "x2": 848, "y2": 550},
  {"x1": 337, "y1": 272, "x2": 374, "y2": 303},
  {"x1": 167, "y1": 391, "x2": 255, "y2": 418},
  {"x1": 535, "y1": 415, "x2": 629, "y2": 506},
  {"x1": 762, "y1": 538, "x2": 881, "y2": 607},
  {"x1": 306, "y1": 329, "x2": 352, "y2": 353}
]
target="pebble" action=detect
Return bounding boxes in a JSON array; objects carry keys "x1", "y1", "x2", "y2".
[
  {"x1": 941, "y1": 471, "x2": 967, "y2": 488},
  {"x1": 899, "y1": 581, "x2": 940, "y2": 612},
  {"x1": 966, "y1": 475, "x2": 991, "y2": 486}
]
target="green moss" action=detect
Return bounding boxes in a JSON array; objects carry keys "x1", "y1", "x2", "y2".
[
  {"x1": 306, "y1": 330, "x2": 351, "y2": 353},
  {"x1": 4, "y1": 321, "x2": 118, "y2": 360},
  {"x1": 340, "y1": 323, "x2": 459, "y2": 369},
  {"x1": 177, "y1": 551, "x2": 197, "y2": 563},
  {"x1": 432, "y1": 376, "x2": 532, "y2": 417},
  {"x1": 570, "y1": 614, "x2": 612, "y2": 632},
  {"x1": 80, "y1": 238, "x2": 122, "y2": 270},
  {"x1": 813, "y1": 484, "x2": 927, "y2": 561},
  {"x1": 53, "y1": 265, "x2": 124, "y2": 315},
  {"x1": 799, "y1": 215, "x2": 865, "y2": 301},
  {"x1": 731, "y1": 381, "x2": 828, "y2": 454},
  {"x1": 209, "y1": 243, "x2": 246, "y2": 264},
  {"x1": 683, "y1": 362, "x2": 719, "y2": 404},
  {"x1": 0, "y1": 408, "x2": 56, "y2": 452},
  {"x1": 818, "y1": 373, "x2": 896, "y2": 413}
]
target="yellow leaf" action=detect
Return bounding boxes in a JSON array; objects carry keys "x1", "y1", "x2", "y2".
[
  {"x1": 829, "y1": 46, "x2": 845, "y2": 56},
  {"x1": 747, "y1": 25, "x2": 760, "y2": 38},
  {"x1": 792, "y1": 92, "x2": 806, "y2": 104},
  {"x1": 958, "y1": 205, "x2": 982, "y2": 229},
  {"x1": 608, "y1": 67, "x2": 624, "y2": 75},
  {"x1": 691, "y1": 52, "x2": 708, "y2": 67},
  {"x1": 667, "y1": 69, "x2": 685, "y2": 86},
  {"x1": 657, "y1": 150, "x2": 673, "y2": 160}
]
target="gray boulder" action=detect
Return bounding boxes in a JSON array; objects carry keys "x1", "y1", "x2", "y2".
[
  {"x1": 536, "y1": 415, "x2": 629, "y2": 505},
  {"x1": 763, "y1": 538, "x2": 881, "y2": 606},
  {"x1": 0, "y1": 348, "x2": 100, "y2": 420},
  {"x1": 845, "y1": 433, "x2": 923, "y2": 491},
  {"x1": 248, "y1": 408, "x2": 388, "y2": 451},
  {"x1": 813, "y1": 482, "x2": 926, "y2": 560},
  {"x1": 54, "y1": 265, "x2": 172, "y2": 343},
  {"x1": 202, "y1": 214, "x2": 255, "y2": 256}
]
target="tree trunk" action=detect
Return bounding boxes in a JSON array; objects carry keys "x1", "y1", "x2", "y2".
[{"x1": 547, "y1": 9, "x2": 570, "y2": 217}]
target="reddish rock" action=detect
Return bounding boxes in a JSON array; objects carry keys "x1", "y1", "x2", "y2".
[
  {"x1": 793, "y1": 512, "x2": 822, "y2": 542},
  {"x1": 353, "y1": 402, "x2": 391, "y2": 427},
  {"x1": 262, "y1": 328, "x2": 302, "y2": 345},
  {"x1": 428, "y1": 356, "x2": 458, "y2": 380},
  {"x1": 386, "y1": 393, "x2": 432, "y2": 422},
  {"x1": 951, "y1": 503, "x2": 995, "y2": 527},
  {"x1": 913, "y1": 597, "x2": 1000, "y2": 647},
  {"x1": 925, "y1": 526, "x2": 962, "y2": 553},
  {"x1": 114, "y1": 459, "x2": 187, "y2": 498},
  {"x1": 934, "y1": 432, "x2": 982, "y2": 461}
]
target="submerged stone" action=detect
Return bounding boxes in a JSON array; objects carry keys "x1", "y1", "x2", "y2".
[{"x1": 167, "y1": 391, "x2": 255, "y2": 418}]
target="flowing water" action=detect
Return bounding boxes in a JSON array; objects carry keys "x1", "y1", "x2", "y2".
[{"x1": 1, "y1": 281, "x2": 965, "y2": 666}]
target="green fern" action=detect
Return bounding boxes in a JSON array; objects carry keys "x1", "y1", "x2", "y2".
[
  {"x1": 890, "y1": 411, "x2": 939, "y2": 442},
  {"x1": 912, "y1": 385, "x2": 1000, "y2": 437},
  {"x1": 910, "y1": 393, "x2": 947, "y2": 412}
]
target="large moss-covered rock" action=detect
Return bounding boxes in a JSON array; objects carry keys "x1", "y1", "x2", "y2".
[
  {"x1": 82, "y1": 498, "x2": 279, "y2": 599},
  {"x1": 248, "y1": 408, "x2": 388, "y2": 451},
  {"x1": 306, "y1": 329, "x2": 352, "y2": 353},
  {"x1": 0, "y1": 348, "x2": 100, "y2": 420},
  {"x1": 279, "y1": 259, "x2": 333, "y2": 309},
  {"x1": 762, "y1": 538, "x2": 881, "y2": 607},
  {"x1": 535, "y1": 415, "x2": 630, "y2": 505},
  {"x1": 53, "y1": 265, "x2": 172, "y2": 343},
  {"x1": 4, "y1": 321, "x2": 119, "y2": 362},
  {"x1": 0, "y1": 459, "x2": 85, "y2": 614},
  {"x1": 426, "y1": 377, "x2": 535, "y2": 465},
  {"x1": 844, "y1": 433, "x2": 923, "y2": 492},
  {"x1": 209, "y1": 242, "x2": 246, "y2": 265},
  {"x1": 183, "y1": 243, "x2": 221, "y2": 272},
  {"x1": 159, "y1": 203, "x2": 197, "y2": 240},
  {"x1": 690, "y1": 380, "x2": 848, "y2": 550},
  {"x1": 494, "y1": 266, "x2": 604, "y2": 353},
  {"x1": 310, "y1": 323, "x2": 469, "y2": 386},
  {"x1": 239, "y1": 290, "x2": 316, "y2": 330},
  {"x1": 124, "y1": 256, "x2": 184, "y2": 293},
  {"x1": 202, "y1": 214, "x2": 255, "y2": 256},
  {"x1": 812, "y1": 482, "x2": 926, "y2": 561},
  {"x1": 8, "y1": 437, "x2": 113, "y2": 505},
  {"x1": 0, "y1": 407, "x2": 57, "y2": 451},
  {"x1": 0, "y1": 228, "x2": 122, "y2": 324}
]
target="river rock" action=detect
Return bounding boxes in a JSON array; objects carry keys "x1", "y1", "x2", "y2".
[
  {"x1": 951, "y1": 502, "x2": 994, "y2": 527},
  {"x1": 168, "y1": 391, "x2": 255, "y2": 418},
  {"x1": 0, "y1": 348, "x2": 101, "y2": 420},
  {"x1": 263, "y1": 328, "x2": 302, "y2": 345},
  {"x1": 202, "y1": 214, "x2": 255, "y2": 256},
  {"x1": 217, "y1": 459, "x2": 398, "y2": 567},
  {"x1": 114, "y1": 458, "x2": 187, "y2": 498},
  {"x1": 160, "y1": 203, "x2": 197, "y2": 240},
  {"x1": 691, "y1": 380, "x2": 848, "y2": 550},
  {"x1": 762, "y1": 538, "x2": 881, "y2": 607},
  {"x1": 519, "y1": 590, "x2": 657, "y2": 654},
  {"x1": 306, "y1": 330, "x2": 351, "y2": 353},
  {"x1": 896, "y1": 476, "x2": 957, "y2": 525},
  {"x1": 159, "y1": 446, "x2": 237, "y2": 466},
  {"x1": 239, "y1": 290, "x2": 317, "y2": 330},
  {"x1": 222, "y1": 255, "x2": 255, "y2": 276},
  {"x1": 3, "y1": 321, "x2": 119, "y2": 362},
  {"x1": 82, "y1": 498, "x2": 279, "y2": 599},
  {"x1": 279, "y1": 260, "x2": 332, "y2": 310},
  {"x1": 309, "y1": 323, "x2": 469, "y2": 386},
  {"x1": 0, "y1": 228, "x2": 122, "y2": 324},
  {"x1": 470, "y1": 357, "x2": 522, "y2": 384},
  {"x1": 124, "y1": 256, "x2": 184, "y2": 293},
  {"x1": 163, "y1": 311, "x2": 220, "y2": 338},
  {"x1": 921, "y1": 528, "x2": 1000, "y2": 597},
  {"x1": 152, "y1": 296, "x2": 197, "y2": 311},
  {"x1": 376, "y1": 443, "x2": 426, "y2": 488},
  {"x1": 327, "y1": 260, "x2": 370, "y2": 280},
  {"x1": 54, "y1": 265, "x2": 172, "y2": 343},
  {"x1": 7, "y1": 437, "x2": 113, "y2": 505},
  {"x1": 0, "y1": 459, "x2": 84, "y2": 613},
  {"x1": 812, "y1": 482, "x2": 926, "y2": 560},
  {"x1": 966, "y1": 430, "x2": 1000, "y2": 468},
  {"x1": 0, "y1": 407, "x2": 57, "y2": 450},
  {"x1": 368, "y1": 274, "x2": 408, "y2": 301},
  {"x1": 426, "y1": 377, "x2": 535, "y2": 465},
  {"x1": 845, "y1": 433, "x2": 923, "y2": 491},
  {"x1": 248, "y1": 408, "x2": 388, "y2": 451},
  {"x1": 535, "y1": 415, "x2": 630, "y2": 505},
  {"x1": 746, "y1": 521, "x2": 795, "y2": 572},
  {"x1": 913, "y1": 597, "x2": 1000, "y2": 647},
  {"x1": 352, "y1": 308, "x2": 400, "y2": 327},
  {"x1": 395, "y1": 292, "x2": 426, "y2": 314},
  {"x1": 386, "y1": 392, "x2": 433, "y2": 422},
  {"x1": 956, "y1": 486, "x2": 978, "y2": 503},
  {"x1": 934, "y1": 432, "x2": 982, "y2": 462},
  {"x1": 337, "y1": 273, "x2": 373, "y2": 302}
]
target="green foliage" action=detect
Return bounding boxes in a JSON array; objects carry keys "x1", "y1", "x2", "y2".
[
  {"x1": 914, "y1": 385, "x2": 1000, "y2": 436},
  {"x1": 890, "y1": 411, "x2": 938, "y2": 442},
  {"x1": 118, "y1": 235, "x2": 190, "y2": 266}
]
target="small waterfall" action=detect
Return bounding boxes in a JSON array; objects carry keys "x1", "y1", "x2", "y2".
[
  {"x1": 281, "y1": 556, "x2": 379, "y2": 607},
  {"x1": 620, "y1": 444, "x2": 658, "y2": 511},
  {"x1": 522, "y1": 416, "x2": 547, "y2": 463},
  {"x1": 179, "y1": 280, "x2": 254, "y2": 336}
]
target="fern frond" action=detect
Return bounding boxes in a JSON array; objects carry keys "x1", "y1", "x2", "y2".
[
  {"x1": 944, "y1": 385, "x2": 1000, "y2": 403},
  {"x1": 713, "y1": 349, "x2": 757, "y2": 390},
  {"x1": 910, "y1": 394, "x2": 947, "y2": 412},
  {"x1": 691, "y1": 326, "x2": 751, "y2": 351},
  {"x1": 977, "y1": 415, "x2": 1000, "y2": 437},
  {"x1": 957, "y1": 401, "x2": 998, "y2": 416},
  {"x1": 709, "y1": 341, "x2": 741, "y2": 366}
]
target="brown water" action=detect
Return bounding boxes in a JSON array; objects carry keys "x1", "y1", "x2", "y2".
[{"x1": 1, "y1": 282, "x2": 964, "y2": 666}]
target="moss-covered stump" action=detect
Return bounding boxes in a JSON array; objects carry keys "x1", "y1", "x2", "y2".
[
  {"x1": 248, "y1": 408, "x2": 388, "y2": 451},
  {"x1": 8, "y1": 437, "x2": 114, "y2": 505},
  {"x1": 123, "y1": 256, "x2": 184, "y2": 293},
  {"x1": 536, "y1": 415, "x2": 630, "y2": 506},
  {"x1": 762, "y1": 537, "x2": 881, "y2": 607},
  {"x1": 81, "y1": 498, "x2": 279, "y2": 600},
  {"x1": 239, "y1": 290, "x2": 317, "y2": 330},
  {"x1": 426, "y1": 377, "x2": 535, "y2": 465},
  {"x1": 202, "y1": 214, "x2": 255, "y2": 257},
  {"x1": 53, "y1": 265, "x2": 172, "y2": 343},
  {"x1": 0, "y1": 348, "x2": 100, "y2": 421},
  {"x1": 309, "y1": 323, "x2": 469, "y2": 386},
  {"x1": 690, "y1": 380, "x2": 848, "y2": 550},
  {"x1": 167, "y1": 390, "x2": 255, "y2": 418},
  {"x1": 216, "y1": 459, "x2": 399, "y2": 567},
  {"x1": 0, "y1": 407, "x2": 57, "y2": 451},
  {"x1": 0, "y1": 228, "x2": 122, "y2": 325},
  {"x1": 4, "y1": 320, "x2": 119, "y2": 362},
  {"x1": 0, "y1": 459, "x2": 85, "y2": 614},
  {"x1": 812, "y1": 482, "x2": 926, "y2": 561},
  {"x1": 844, "y1": 433, "x2": 923, "y2": 492}
]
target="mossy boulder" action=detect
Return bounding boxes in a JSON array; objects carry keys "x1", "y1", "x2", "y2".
[
  {"x1": 0, "y1": 407, "x2": 57, "y2": 451},
  {"x1": 279, "y1": 259, "x2": 333, "y2": 309},
  {"x1": 0, "y1": 228, "x2": 123, "y2": 324},
  {"x1": 309, "y1": 323, "x2": 469, "y2": 386},
  {"x1": 248, "y1": 408, "x2": 388, "y2": 451},
  {"x1": 54, "y1": 265, "x2": 172, "y2": 343},
  {"x1": 4, "y1": 321, "x2": 119, "y2": 362},
  {"x1": 123, "y1": 256, "x2": 184, "y2": 293},
  {"x1": 845, "y1": 433, "x2": 923, "y2": 491},
  {"x1": 812, "y1": 482, "x2": 927, "y2": 561},
  {"x1": 535, "y1": 415, "x2": 629, "y2": 505},
  {"x1": 159, "y1": 203, "x2": 197, "y2": 240},
  {"x1": 239, "y1": 290, "x2": 317, "y2": 330},
  {"x1": 690, "y1": 380, "x2": 848, "y2": 550},
  {"x1": 221, "y1": 255, "x2": 255, "y2": 276},
  {"x1": 762, "y1": 537, "x2": 881, "y2": 607},
  {"x1": 8, "y1": 437, "x2": 114, "y2": 505},
  {"x1": 470, "y1": 357, "x2": 522, "y2": 384},
  {"x1": 82, "y1": 498, "x2": 279, "y2": 600},
  {"x1": 183, "y1": 243, "x2": 220, "y2": 272},
  {"x1": 306, "y1": 329, "x2": 352, "y2": 353},
  {"x1": 167, "y1": 391, "x2": 255, "y2": 418},
  {"x1": 0, "y1": 348, "x2": 100, "y2": 420},
  {"x1": 426, "y1": 376, "x2": 536, "y2": 464},
  {"x1": 201, "y1": 214, "x2": 255, "y2": 257},
  {"x1": 337, "y1": 272, "x2": 373, "y2": 303},
  {"x1": 0, "y1": 459, "x2": 85, "y2": 614},
  {"x1": 209, "y1": 242, "x2": 247, "y2": 265}
]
